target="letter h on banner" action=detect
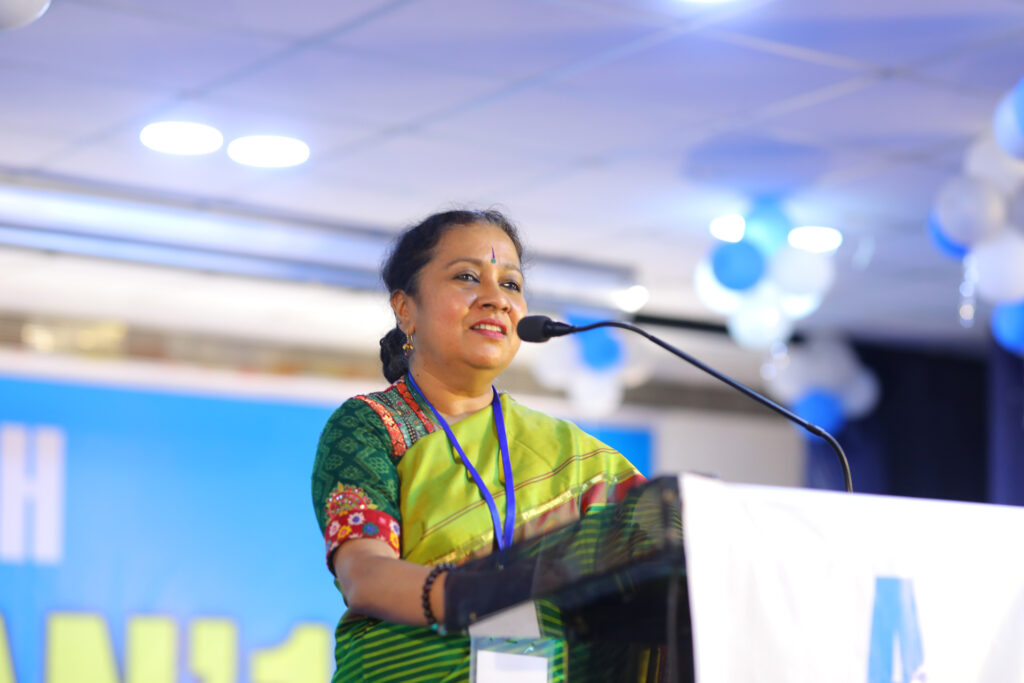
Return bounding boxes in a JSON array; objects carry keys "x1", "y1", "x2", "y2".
[
  {"x1": 867, "y1": 576, "x2": 925, "y2": 683},
  {"x1": 0, "y1": 423, "x2": 65, "y2": 564}
]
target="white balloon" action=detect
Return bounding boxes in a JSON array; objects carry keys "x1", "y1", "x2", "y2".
[
  {"x1": 694, "y1": 256, "x2": 742, "y2": 315},
  {"x1": 779, "y1": 291, "x2": 822, "y2": 320},
  {"x1": 727, "y1": 287, "x2": 794, "y2": 350},
  {"x1": 802, "y1": 337, "x2": 861, "y2": 392},
  {"x1": 619, "y1": 336, "x2": 654, "y2": 389},
  {"x1": 768, "y1": 246, "x2": 836, "y2": 298},
  {"x1": 972, "y1": 229, "x2": 1024, "y2": 303},
  {"x1": 0, "y1": 0, "x2": 50, "y2": 29},
  {"x1": 994, "y1": 92, "x2": 1024, "y2": 160},
  {"x1": 841, "y1": 368, "x2": 881, "y2": 419},
  {"x1": 765, "y1": 351, "x2": 814, "y2": 404},
  {"x1": 964, "y1": 132, "x2": 1024, "y2": 196},
  {"x1": 934, "y1": 175, "x2": 1006, "y2": 246},
  {"x1": 531, "y1": 335, "x2": 580, "y2": 390},
  {"x1": 568, "y1": 370, "x2": 624, "y2": 419}
]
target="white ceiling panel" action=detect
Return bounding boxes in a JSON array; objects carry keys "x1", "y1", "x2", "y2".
[
  {"x1": 329, "y1": 0, "x2": 668, "y2": 80},
  {"x1": 0, "y1": 63, "x2": 168, "y2": 141},
  {"x1": 69, "y1": 0, "x2": 398, "y2": 40},
  {"x1": 761, "y1": 75, "x2": 994, "y2": 156},
  {"x1": 425, "y1": 85, "x2": 709, "y2": 159},
  {"x1": 713, "y1": 0, "x2": 1024, "y2": 69},
  {"x1": 565, "y1": 0, "x2": 777, "y2": 25},
  {"x1": 213, "y1": 46, "x2": 502, "y2": 128},
  {"x1": 306, "y1": 132, "x2": 560, "y2": 200},
  {"x1": 0, "y1": 2, "x2": 286, "y2": 91},
  {"x1": 920, "y1": 29, "x2": 1024, "y2": 96},
  {"x1": 549, "y1": 30, "x2": 857, "y2": 123},
  {"x1": 0, "y1": 122, "x2": 83, "y2": 168}
]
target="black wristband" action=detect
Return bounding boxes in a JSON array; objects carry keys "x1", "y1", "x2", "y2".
[{"x1": 422, "y1": 562, "x2": 455, "y2": 634}]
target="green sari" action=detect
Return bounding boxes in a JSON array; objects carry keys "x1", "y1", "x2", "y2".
[{"x1": 311, "y1": 376, "x2": 644, "y2": 682}]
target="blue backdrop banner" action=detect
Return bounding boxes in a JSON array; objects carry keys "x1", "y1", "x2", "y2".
[{"x1": 0, "y1": 373, "x2": 651, "y2": 683}]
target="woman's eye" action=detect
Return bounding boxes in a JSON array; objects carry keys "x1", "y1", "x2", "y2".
[
  {"x1": 455, "y1": 272, "x2": 479, "y2": 282},
  {"x1": 503, "y1": 281, "x2": 522, "y2": 292}
]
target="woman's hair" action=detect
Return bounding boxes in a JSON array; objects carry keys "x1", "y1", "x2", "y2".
[{"x1": 379, "y1": 209, "x2": 524, "y2": 383}]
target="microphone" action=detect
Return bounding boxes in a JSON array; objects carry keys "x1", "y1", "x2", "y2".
[
  {"x1": 518, "y1": 315, "x2": 853, "y2": 493},
  {"x1": 516, "y1": 315, "x2": 576, "y2": 342}
]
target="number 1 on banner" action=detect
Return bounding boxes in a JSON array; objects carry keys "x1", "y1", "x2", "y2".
[{"x1": 867, "y1": 577, "x2": 925, "y2": 683}]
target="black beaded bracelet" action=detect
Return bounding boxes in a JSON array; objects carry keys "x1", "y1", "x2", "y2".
[{"x1": 422, "y1": 562, "x2": 455, "y2": 634}]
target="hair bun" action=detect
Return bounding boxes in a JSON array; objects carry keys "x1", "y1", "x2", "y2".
[{"x1": 380, "y1": 327, "x2": 409, "y2": 383}]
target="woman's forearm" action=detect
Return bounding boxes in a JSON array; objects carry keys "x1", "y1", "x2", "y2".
[{"x1": 333, "y1": 541, "x2": 447, "y2": 627}]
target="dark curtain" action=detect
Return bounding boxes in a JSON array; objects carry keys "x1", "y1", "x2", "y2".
[
  {"x1": 806, "y1": 342, "x2": 989, "y2": 503},
  {"x1": 988, "y1": 341, "x2": 1024, "y2": 506}
]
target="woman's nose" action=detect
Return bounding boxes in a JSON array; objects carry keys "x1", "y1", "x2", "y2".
[{"x1": 478, "y1": 278, "x2": 511, "y2": 310}]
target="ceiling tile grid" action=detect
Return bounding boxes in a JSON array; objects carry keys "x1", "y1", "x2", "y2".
[
  {"x1": 327, "y1": 0, "x2": 670, "y2": 81},
  {"x1": 0, "y1": 2, "x2": 288, "y2": 91},
  {"x1": 1, "y1": 0, "x2": 1020, "y2": 347},
  {"x1": 68, "y1": 0, "x2": 400, "y2": 40},
  {"x1": 211, "y1": 45, "x2": 505, "y2": 129},
  {"x1": 710, "y1": 0, "x2": 1024, "y2": 69}
]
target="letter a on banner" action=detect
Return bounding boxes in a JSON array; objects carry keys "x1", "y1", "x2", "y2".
[{"x1": 867, "y1": 576, "x2": 924, "y2": 683}]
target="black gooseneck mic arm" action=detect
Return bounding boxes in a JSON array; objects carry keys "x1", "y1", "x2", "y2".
[{"x1": 517, "y1": 315, "x2": 853, "y2": 493}]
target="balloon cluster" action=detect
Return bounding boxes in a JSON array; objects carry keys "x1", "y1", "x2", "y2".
[
  {"x1": 930, "y1": 76, "x2": 1024, "y2": 355},
  {"x1": 763, "y1": 338, "x2": 880, "y2": 436},
  {"x1": 695, "y1": 201, "x2": 836, "y2": 350},
  {"x1": 529, "y1": 311, "x2": 651, "y2": 419},
  {"x1": 0, "y1": 0, "x2": 50, "y2": 29}
]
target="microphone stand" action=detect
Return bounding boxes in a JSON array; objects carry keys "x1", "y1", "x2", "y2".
[{"x1": 566, "y1": 320, "x2": 853, "y2": 493}]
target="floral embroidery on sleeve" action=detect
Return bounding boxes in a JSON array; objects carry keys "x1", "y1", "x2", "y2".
[{"x1": 324, "y1": 483, "x2": 401, "y2": 567}]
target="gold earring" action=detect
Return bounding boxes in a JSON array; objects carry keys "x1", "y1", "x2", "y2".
[{"x1": 402, "y1": 333, "x2": 414, "y2": 357}]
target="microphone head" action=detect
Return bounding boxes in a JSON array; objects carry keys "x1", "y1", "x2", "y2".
[{"x1": 517, "y1": 315, "x2": 553, "y2": 343}]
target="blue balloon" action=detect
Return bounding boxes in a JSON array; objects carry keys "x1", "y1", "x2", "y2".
[
  {"x1": 793, "y1": 390, "x2": 845, "y2": 435},
  {"x1": 927, "y1": 212, "x2": 968, "y2": 259},
  {"x1": 1012, "y1": 76, "x2": 1024, "y2": 132},
  {"x1": 710, "y1": 240, "x2": 765, "y2": 291},
  {"x1": 992, "y1": 299, "x2": 1024, "y2": 355},
  {"x1": 567, "y1": 312, "x2": 624, "y2": 371},
  {"x1": 743, "y1": 200, "x2": 792, "y2": 256}
]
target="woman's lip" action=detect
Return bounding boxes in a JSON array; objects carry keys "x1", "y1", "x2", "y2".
[{"x1": 472, "y1": 327, "x2": 506, "y2": 339}]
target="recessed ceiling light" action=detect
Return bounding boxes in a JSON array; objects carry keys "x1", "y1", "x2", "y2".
[
  {"x1": 227, "y1": 135, "x2": 310, "y2": 168},
  {"x1": 709, "y1": 214, "x2": 746, "y2": 243},
  {"x1": 139, "y1": 121, "x2": 224, "y2": 156},
  {"x1": 788, "y1": 226, "x2": 843, "y2": 253}
]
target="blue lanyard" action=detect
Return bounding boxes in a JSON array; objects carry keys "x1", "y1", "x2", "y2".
[{"x1": 406, "y1": 373, "x2": 516, "y2": 551}]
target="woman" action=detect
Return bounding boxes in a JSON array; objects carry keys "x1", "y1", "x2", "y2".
[{"x1": 311, "y1": 209, "x2": 646, "y2": 681}]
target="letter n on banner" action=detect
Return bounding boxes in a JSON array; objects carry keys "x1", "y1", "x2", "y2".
[{"x1": 867, "y1": 576, "x2": 925, "y2": 683}]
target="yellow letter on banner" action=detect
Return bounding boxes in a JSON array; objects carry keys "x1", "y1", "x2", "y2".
[
  {"x1": 189, "y1": 618, "x2": 238, "y2": 683},
  {"x1": 126, "y1": 616, "x2": 176, "y2": 683},
  {"x1": 0, "y1": 615, "x2": 15, "y2": 683},
  {"x1": 46, "y1": 613, "x2": 118, "y2": 683},
  {"x1": 250, "y1": 624, "x2": 331, "y2": 683}
]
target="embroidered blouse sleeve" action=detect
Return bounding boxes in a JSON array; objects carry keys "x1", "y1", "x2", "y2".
[{"x1": 311, "y1": 398, "x2": 402, "y2": 571}]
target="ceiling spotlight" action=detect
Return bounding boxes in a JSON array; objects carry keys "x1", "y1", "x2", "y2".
[
  {"x1": 227, "y1": 135, "x2": 310, "y2": 168},
  {"x1": 709, "y1": 214, "x2": 746, "y2": 243},
  {"x1": 788, "y1": 226, "x2": 843, "y2": 253},
  {"x1": 139, "y1": 121, "x2": 224, "y2": 156}
]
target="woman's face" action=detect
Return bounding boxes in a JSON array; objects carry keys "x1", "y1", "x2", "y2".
[{"x1": 395, "y1": 222, "x2": 526, "y2": 382}]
